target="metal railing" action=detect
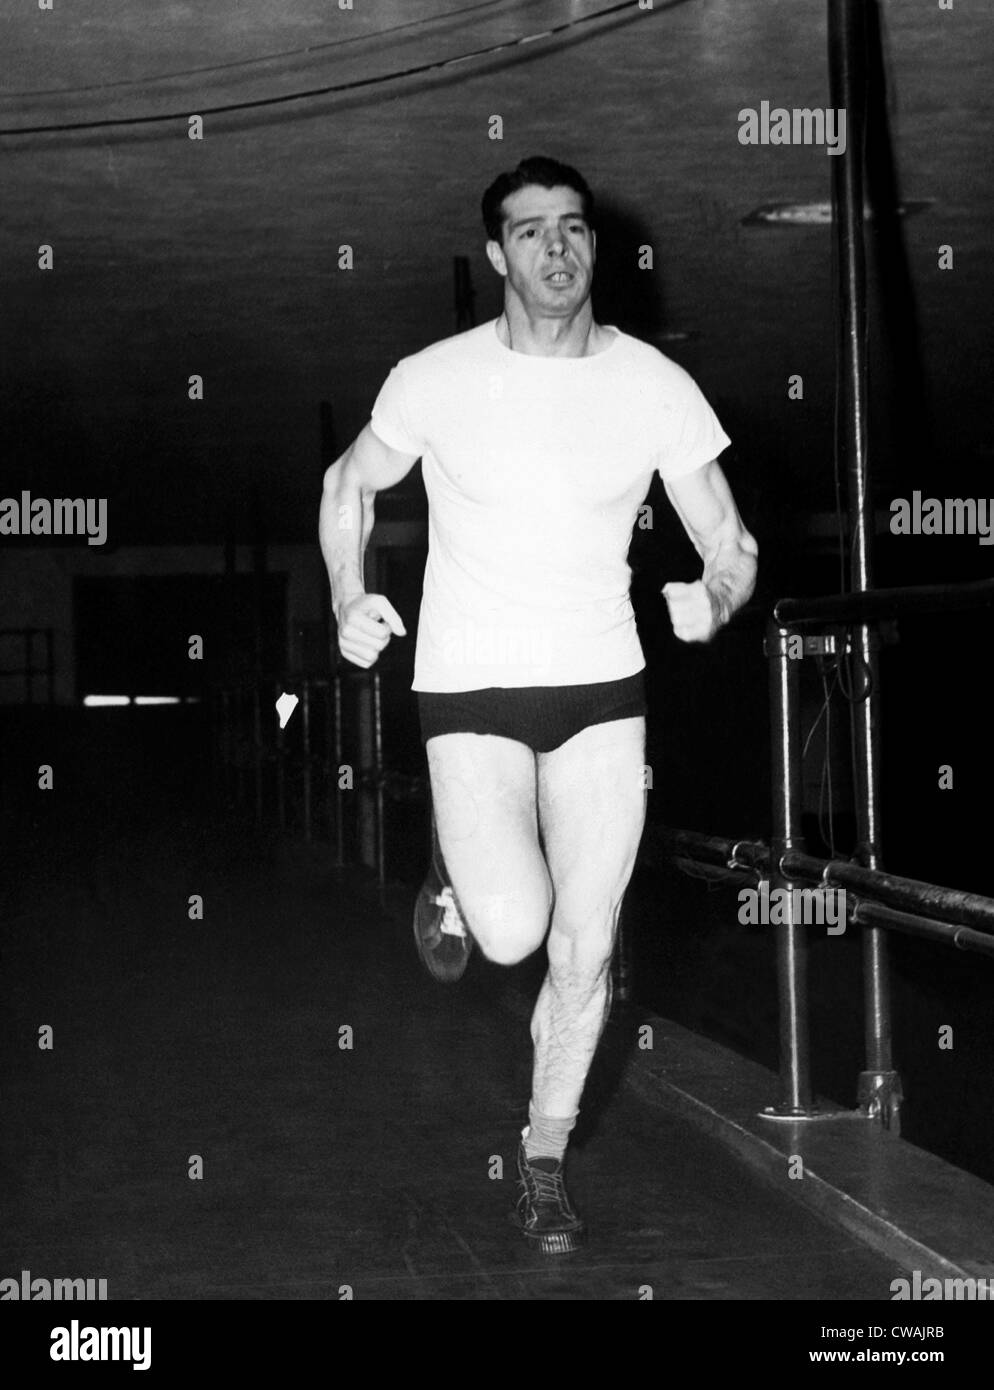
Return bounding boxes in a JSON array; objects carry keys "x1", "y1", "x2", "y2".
[
  {"x1": 662, "y1": 0, "x2": 994, "y2": 1129},
  {"x1": 666, "y1": 579, "x2": 994, "y2": 1132},
  {"x1": 0, "y1": 627, "x2": 55, "y2": 704},
  {"x1": 209, "y1": 668, "x2": 426, "y2": 887},
  {"x1": 207, "y1": 664, "x2": 648, "y2": 1002}
]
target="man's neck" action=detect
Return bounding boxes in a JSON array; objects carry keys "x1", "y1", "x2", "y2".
[{"x1": 499, "y1": 306, "x2": 604, "y2": 358}]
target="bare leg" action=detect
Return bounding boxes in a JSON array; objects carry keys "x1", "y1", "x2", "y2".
[
  {"x1": 425, "y1": 732, "x2": 551, "y2": 965},
  {"x1": 426, "y1": 717, "x2": 645, "y2": 1117},
  {"x1": 531, "y1": 716, "x2": 647, "y2": 1117}
]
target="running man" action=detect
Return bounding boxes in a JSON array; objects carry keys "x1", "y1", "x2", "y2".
[{"x1": 320, "y1": 156, "x2": 757, "y2": 1254}]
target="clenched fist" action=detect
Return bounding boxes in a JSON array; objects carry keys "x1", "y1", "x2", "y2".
[
  {"x1": 336, "y1": 593, "x2": 407, "y2": 669},
  {"x1": 662, "y1": 579, "x2": 723, "y2": 644}
]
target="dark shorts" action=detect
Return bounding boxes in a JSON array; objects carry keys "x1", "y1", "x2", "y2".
[{"x1": 417, "y1": 672, "x2": 647, "y2": 754}]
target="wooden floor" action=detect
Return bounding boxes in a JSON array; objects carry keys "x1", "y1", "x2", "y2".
[{"x1": 0, "y1": 709, "x2": 903, "y2": 1300}]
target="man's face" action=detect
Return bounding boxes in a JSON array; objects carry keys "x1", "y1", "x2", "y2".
[{"x1": 486, "y1": 183, "x2": 596, "y2": 315}]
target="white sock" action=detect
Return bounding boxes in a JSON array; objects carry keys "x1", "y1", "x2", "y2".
[{"x1": 522, "y1": 1103, "x2": 578, "y2": 1162}]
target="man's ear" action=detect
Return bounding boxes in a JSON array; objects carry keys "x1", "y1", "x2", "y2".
[
  {"x1": 591, "y1": 227, "x2": 597, "y2": 262},
  {"x1": 485, "y1": 238, "x2": 508, "y2": 276}
]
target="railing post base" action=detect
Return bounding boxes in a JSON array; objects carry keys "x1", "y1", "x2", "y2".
[
  {"x1": 758, "y1": 1103, "x2": 822, "y2": 1121},
  {"x1": 857, "y1": 1069, "x2": 903, "y2": 1133}
]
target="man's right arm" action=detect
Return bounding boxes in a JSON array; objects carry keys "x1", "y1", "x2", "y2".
[{"x1": 319, "y1": 423, "x2": 420, "y2": 668}]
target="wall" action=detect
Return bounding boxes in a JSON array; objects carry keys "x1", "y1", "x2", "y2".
[{"x1": 0, "y1": 524, "x2": 425, "y2": 705}]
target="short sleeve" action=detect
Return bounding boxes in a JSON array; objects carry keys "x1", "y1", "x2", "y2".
[
  {"x1": 657, "y1": 375, "x2": 731, "y2": 481},
  {"x1": 370, "y1": 359, "x2": 425, "y2": 457}
]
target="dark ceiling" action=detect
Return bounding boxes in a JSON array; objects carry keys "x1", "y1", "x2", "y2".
[{"x1": 2, "y1": 0, "x2": 991, "y2": 550}]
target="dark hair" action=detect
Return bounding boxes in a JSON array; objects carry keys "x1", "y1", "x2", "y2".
[{"x1": 481, "y1": 155, "x2": 595, "y2": 243}]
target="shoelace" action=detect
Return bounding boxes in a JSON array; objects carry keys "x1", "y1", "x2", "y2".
[
  {"x1": 519, "y1": 1163, "x2": 570, "y2": 1211},
  {"x1": 432, "y1": 886, "x2": 466, "y2": 938}
]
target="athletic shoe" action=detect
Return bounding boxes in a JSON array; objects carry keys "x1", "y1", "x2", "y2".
[
  {"x1": 412, "y1": 827, "x2": 473, "y2": 983},
  {"x1": 512, "y1": 1143, "x2": 586, "y2": 1255}
]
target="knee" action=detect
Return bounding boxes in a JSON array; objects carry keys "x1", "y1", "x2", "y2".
[
  {"x1": 465, "y1": 890, "x2": 551, "y2": 967},
  {"x1": 482, "y1": 932, "x2": 541, "y2": 967},
  {"x1": 547, "y1": 936, "x2": 613, "y2": 988},
  {"x1": 554, "y1": 885, "x2": 623, "y2": 935},
  {"x1": 547, "y1": 894, "x2": 621, "y2": 978}
]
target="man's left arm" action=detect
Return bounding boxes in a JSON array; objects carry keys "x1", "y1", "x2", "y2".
[{"x1": 661, "y1": 460, "x2": 758, "y2": 644}]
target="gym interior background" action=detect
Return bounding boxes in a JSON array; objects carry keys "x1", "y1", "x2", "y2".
[{"x1": 1, "y1": 0, "x2": 992, "y2": 1308}]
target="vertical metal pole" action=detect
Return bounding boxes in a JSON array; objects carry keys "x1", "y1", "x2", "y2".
[
  {"x1": 766, "y1": 624, "x2": 813, "y2": 1116},
  {"x1": 356, "y1": 677, "x2": 375, "y2": 870},
  {"x1": 829, "y1": 0, "x2": 901, "y2": 1129},
  {"x1": 302, "y1": 678, "x2": 313, "y2": 844},
  {"x1": 334, "y1": 674, "x2": 344, "y2": 867},
  {"x1": 373, "y1": 670, "x2": 385, "y2": 890},
  {"x1": 274, "y1": 679, "x2": 286, "y2": 831}
]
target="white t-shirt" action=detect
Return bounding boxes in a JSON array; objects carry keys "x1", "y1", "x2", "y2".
[{"x1": 370, "y1": 318, "x2": 731, "y2": 692}]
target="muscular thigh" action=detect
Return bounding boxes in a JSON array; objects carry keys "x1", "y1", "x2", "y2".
[
  {"x1": 426, "y1": 733, "x2": 552, "y2": 953},
  {"x1": 537, "y1": 716, "x2": 647, "y2": 926}
]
